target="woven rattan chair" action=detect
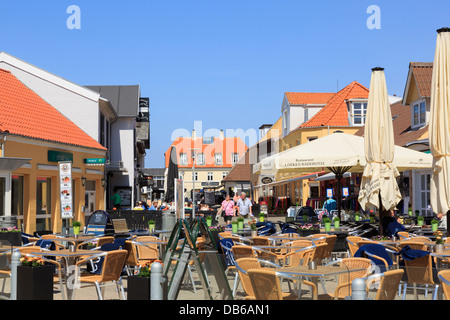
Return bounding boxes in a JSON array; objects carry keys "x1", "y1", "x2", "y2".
[
  {"x1": 402, "y1": 253, "x2": 439, "y2": 300},
  {"x1": 346, "y1": 236, "x2": 363, "y2": 257},
  {"x1": 319, "y1": 257, "x2": 374, "y2": 300},
  {"x1": 234, "y1": 258, "x2": 260, "y2": 300},
  {"x1": 282, "y1": 245, "x2": 315, "y2": 267},
  {"x1": 397, "y1": 231, "x2": 411, "y2": 240},
  {"x1": 311, "y1": 242, "x2": 328, "y2": 265},
  {"x1": 232, "y1": 245, "x2": 256, "y2": 260},
  {"x1": 398, "y1": 241, "x2": 426, "y2": 251},
  {"x1": 77, "y1": 236, "x2": 115, "y2": 250},
  {"x1": 438, "y1": 270, "x2": 450, "y2": 300},
  {"x1": 366, "y1": 269, "x2": 404, "y2": 300},
  {"x1": 322, "y1": 235, "x2": 337, "y2": 262},
  {"x1": 73, "y1": 249, "x2": 127, "y2": 300},
  {"x1": 252, "y1": 236, "x2": 271, "y2": 246},
  {"x1": 134, "y1": 236, "x2": 159, "y2": 261},
  {"x1": 247, "y1": 268, "x2": 317, "y2": 300}
]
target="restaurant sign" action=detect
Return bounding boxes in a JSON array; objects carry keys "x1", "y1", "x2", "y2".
[
  {"x1": 48, "y1": 150, "x2": 73, "y2": 163},
  {"x1": 59, "y1": 161, "x2": 74, "y2": 219},
  {"x1": 84, "y1": 158, "x2": 105, "y2": 164}
]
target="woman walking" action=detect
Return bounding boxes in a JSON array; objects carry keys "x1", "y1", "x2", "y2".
[{"x1": 221, "y1": 194, "x2": 235, "y2": 223}]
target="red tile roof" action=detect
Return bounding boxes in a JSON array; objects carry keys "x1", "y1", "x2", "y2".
[
  {"x1": 165, "y1": 136, "x2": 248, "y2": 168},
  {"x1": 285, "y1": 92, "x2": 335, "y2": 105},
  {"x1": 0, "y1": 68, "x2": 106, "y2": 150},
  {"x1": 300, "y1": 81, "x2": 369, "y2": 128},
  {"x1": 410, "y1": 62, "x2": 433, "y2": 98}
]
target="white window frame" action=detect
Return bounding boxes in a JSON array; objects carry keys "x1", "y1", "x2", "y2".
[
  {"x1": 207, "y1": 172, "x2": 213, "y2": 181},
  {"x1": 180, "y1": 153, "x2": 188, "y2": 165},
  {"x1": 231, "y1": 153, "x2": 239, "y2": 165},
  {"x1": 348, "y1": 101, "x2": 368, "y2": 126},
  {"x1": 197, "y1": 153, "x2": 205, "y2": 166},
  {"x1": 0, "y1": 172, "x2": 11, "y2": 218},
  {"x1": 214, "y1": 153, "x2": 223, "y2": 165},
  {"x1": 192, "y1": 172, "x2": 198, "y2": 181},
  {"x1": 412, "y1": 99, "x2": 427, "y2": 128}
]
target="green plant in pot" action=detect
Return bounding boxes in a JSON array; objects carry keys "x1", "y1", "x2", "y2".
[
  {"x1": 72, "y1": 221, "x2": 81, "y2": 235},
  {"x1": 237, "y1": 217, "x2": 244, "y2": 229},
  {"x1": 231, "y1": 221, "x2": 238, "y2": 233},
  {"x1": 148, "y1": 220, "x2": 156, "y2": 232},
  {"x1": 259, "y1": 213, "x2": 265, "y2": 223},
  {"x1": 323, "y1": 217, "x2": 332, "y2": 232},
  {"x1": 417, "y1": 216, "x2": 424, "y2": 226},
  {"x1": 355, "y1": 212, "x2": 360, "y2": 222},
  {"x1": 333, "y1": 216, "x2": 340, "y2": 229},
  {"x1": 206, "y1": 216, "x2": 212, "y2": 227},
  {"x1": 431, "y1": 218, "x2": 439, "y2": 232}
]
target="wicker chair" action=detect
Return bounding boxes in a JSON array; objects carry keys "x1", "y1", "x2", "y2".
[
  {"x1": 366, "y1": 269, "x2": 404, "y2": 300},
  {"x1": 282, "y1": 245, "x2": 315, "y2": 267},
  {"x1": 402, "y1": 253, "x2": 439, "y2": 300},
  {"x1": 398, "y1": 241, "x2": 427, "y2": 251},
  {"x1": 73, "y1": 249, "x2": 127, "y2": 300},
  {"x1": 77, "y1": 236, "x2": 114, "y2": 250},
  {"x1": 232, "y1": 245, "x2": 256, "y2": 260},
  {"x1": 397, "y1": 231, "x2": 411, "y2": 240},
  {"x1": 234, "y1": 258, "x2": 261, "y2": 300},
  {"x1": 319, "y1": 257, "x2": 374, "y2": 300},
  {"x1": 252, "y1": 236, "x2": 271, "y2": 246},
  {"x1": 134, "y1": 236, "x2": 160, "y2": 261},
  {"x1": 247, "y1": 268, "x2": 317, "y2": 300},
  {"x1": 322, "y1": 235, "x2": 337, "y2": 262},
  {"x1": 438, "y1": 270, "x2": 450, "y2": 300},
  {"x1": 346, "y1": 236, "x2": 363, "y2": 257},
  {"x1": 311, "y1": 242, "x2": 328, "y2": 265}
]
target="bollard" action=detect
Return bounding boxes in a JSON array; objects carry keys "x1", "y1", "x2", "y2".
[
  {"x1": 150, "y1": 261, "x2": 163, "y2": 300},
  {"x1": 10, "y1": 250, "x2": 21, "y2": 300},
  {"x1": 350, "y1": 278, "x2": 367, "y2": 300}
]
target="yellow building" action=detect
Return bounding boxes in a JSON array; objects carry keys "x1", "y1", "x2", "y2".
[{"x1": 0, "y1": 68, "x2": 107, "y2": 234}]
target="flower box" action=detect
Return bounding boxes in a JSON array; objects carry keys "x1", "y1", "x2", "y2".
[
  {"x1": 298, "y1": 229, "x2": 320, "y2": 237},
  {"x1": 17, "y1": 265, "x2": 54, "y2": 300},
  {"x1": 0, "y1": 231, "x2": 22, "y2": 246},
  {"x1": 127, "y1": 276, "x2": 168, "y2": 300}
]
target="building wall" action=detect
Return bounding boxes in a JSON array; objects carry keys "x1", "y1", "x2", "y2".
[{"x1": 3, "y1": 136, "x2": 106, "y2": 234}]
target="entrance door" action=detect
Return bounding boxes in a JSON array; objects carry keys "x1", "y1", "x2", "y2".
[{"x1": 85, "y1": 191, "x2": 96, "y2": 215}]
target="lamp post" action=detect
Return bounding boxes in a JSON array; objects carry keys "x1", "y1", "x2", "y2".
[{"x1": 188, "y1": 148, "x2": 199, "y2": 219}]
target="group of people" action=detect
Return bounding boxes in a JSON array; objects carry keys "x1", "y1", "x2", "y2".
[
  {"x1": 219, "y1": 192, "x2": 254, "y2": 223},
  {"x1": 133, "y1": 201, "x2": 173, "y2": 211}
]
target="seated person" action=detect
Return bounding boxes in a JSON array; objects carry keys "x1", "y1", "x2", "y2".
[{"x1": 381, "y1": 210, "x2": 405, "y2": 238}]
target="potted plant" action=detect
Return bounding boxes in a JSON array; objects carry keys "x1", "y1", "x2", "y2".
[
  {"x1": 259, "y1": 213, "x2": 265, "y2": 223},
  {"x1": 206, "y1": 216, "x2": 212, "y2": 227},
  {"x1": 333, "y1": 216, "x2": 340, "y2": 229},
  {"x1": 417, "y1": 216, "x2": 424, "y2": 226},
  {"x1": 127, "y1": 259, "x2": 167, "y2": 300},
  {"x1": 354, "y1": 212, "x2": 360, "y2": 222},
  {"x1": 208, "y1": 225, "x2": 225, "y2": 246},
  {"x1": 369, "y1": 212, "x2": 375, "y2": 223},
  {"x1": 17, "y1": 256, "x2": 53, "y2": 300},
  {"x1": 431, "y1": 218, "x2": 439, "y2": 232},
  {"x1": 148, "y1": 220, "x2": 156, "y2": 233},
  {"x1": 298, "y1": 224, "x2": 320, "y2": 237},
  {"x1": 231, "y1": 221, "x2": 238, "y2": 234},
  {"x1": 248, "y1": 220, "x2": 258, "y2": 237},
  {"x1": 434, "y1": 231, "x2": 445, "y2": 254},
  {"x1": 72, "y1": 221, "x2": 81, "y2": 235},
  {"x1": 323, "y1": 217, "x2": 332, "y2": 232},
  {"x1": 237, "y1": 217, "x2": 244, "y2": 230},
  {"x1": 0, "y1": 226, "x2": 21, "y2": 246}
]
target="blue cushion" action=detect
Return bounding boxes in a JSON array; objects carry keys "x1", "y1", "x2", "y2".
[
  {"x1": 218, "y1": 238, "x2": 235, "y2": 268},
  {"x1": 355, "y1": 243, "x2": 393, "y2": 272}
]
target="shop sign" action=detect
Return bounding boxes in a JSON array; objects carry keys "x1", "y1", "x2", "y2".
[
  {"x1": 48, "y1": 150, "x2": 73, "y2": 163},
  {"x1": 84, "y1": 158, "x2": 105, "y2": 164},
  {"x1": 59, "y1": 161, "x2": 73, "y2": 219}
]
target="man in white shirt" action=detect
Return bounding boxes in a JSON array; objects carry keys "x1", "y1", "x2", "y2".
[{"x1": 237, "y1": 192, "x2": 254, "y2": 219}]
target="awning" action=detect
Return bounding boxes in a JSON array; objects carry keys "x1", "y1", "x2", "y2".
[
  {"x1": 314, "y1": 172, "x2": 352, "y2": 182},
  {"x1": 0, "y1": 157, "x2": 31, "y2": 172}
]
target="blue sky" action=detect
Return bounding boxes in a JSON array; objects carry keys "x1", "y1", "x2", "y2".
[{"x1": 0, "y1": 0, "x2": 449, "y2": 168}]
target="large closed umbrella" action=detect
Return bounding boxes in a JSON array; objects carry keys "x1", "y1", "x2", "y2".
[
  {"x1": 165, "y1": 146, "x2": 179, "y2": 203},
  {"x1": 358, "y1": 67, "x2": 402, "y2": 219},
  {"x1": 429, "y1": 27, "x2": 450, "y2": 235}
]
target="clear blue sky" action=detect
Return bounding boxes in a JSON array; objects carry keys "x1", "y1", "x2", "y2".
[{"x1": 1, "y1": 0, "x2": 449, "y2": 168}]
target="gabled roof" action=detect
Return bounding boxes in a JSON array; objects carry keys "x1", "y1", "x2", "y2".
[
  {"x1": 85, "y1": 85, "x2": 140, "y2": 117},
  {"x1": 222, "y1": 149, "x2": 252, "y2": 182},
  {"x1": 402, "y1": 62, "x2": 433, "y2": 105},
  {"x1": 299, "y1": 81, "x2": 369, "y2": 128},
  {"x1": 0, "y1": 68, "x2": 106, "y2": 150},
  {"x1": 284, "y1": 92, "x2": 335, "y2": 105}
]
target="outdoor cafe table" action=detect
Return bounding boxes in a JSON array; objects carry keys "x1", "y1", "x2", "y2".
[
  {"x1": 277, "y1": 265, "x2": 365, "y2": 300},
  {"x1": 30, "y1": 249, "x2": 105, "y2": 300}
]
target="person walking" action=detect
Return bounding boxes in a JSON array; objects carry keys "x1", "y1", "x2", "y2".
[
  {"x1": 221, "y1": 194, "x2": 235, "y2": 223},
  {"x1": 236, "y1": 192, "x2": 254, "y2": 220},
  {"x1": 111, "y1": 190, "x2": 121, "y2": 210}
]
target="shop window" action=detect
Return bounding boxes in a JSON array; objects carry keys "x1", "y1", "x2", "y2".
[{"x1": 11, "y1": 175, "x2": 23, "y2": 216}]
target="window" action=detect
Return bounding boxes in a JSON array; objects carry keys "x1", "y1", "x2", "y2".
[
  {"x1": 304, "y1": 108, "x2": 309, "y2": 122},
  {"x1": 192, "y1": 172, "x2": 198, "y2": 181},
  {"x1": 0, "y1": 176, "x2": 5, "y2": 216},
  {"x1": 180, "y1": 153, "x2": 188, "y2": 165},
  {"x1": 231, "y1": 153, "x2": 239, "y2": 165},
  {"x1": 418, "y1": 173, "x2": 431, "y2": 216},
  {"x1": 349, "y1": 102, "x2": 368, "y2": 126},
  {"x1": 223, "y1": 172, "x2": 228, "y2": 179},
  {"x1": 207, "y1": 172, "x2": 213, "y2": 181},
  {"x1": 214, "y1": 153, "x2": 223, "y2": 165},
  {"x1": 283, "y1": 110, "x2": 288, "y2": 129},
  {"x1": 36, "y1": 177, "x2": 51, "y2": 231},
  {"x1": 197, "y1": 153, "x2": 205, "y2": 165},
  {"x1": 413, "y1": 101, "x2": 426, "y2": 127},
  {"x1": 307, "y1": 136, "x2": 318, "y2": 142},
  {"x1": 11, "y1": 175, "x2": 23, "y2": 216}
]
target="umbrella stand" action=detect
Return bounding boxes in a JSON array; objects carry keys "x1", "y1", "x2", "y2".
[{"x1": 327, "y1": 166, "x2": 352, "y2": 221}]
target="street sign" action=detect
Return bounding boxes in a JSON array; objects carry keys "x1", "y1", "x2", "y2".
[{"x1": 59, "y1": 161, "x2": 73, "y2": 219}]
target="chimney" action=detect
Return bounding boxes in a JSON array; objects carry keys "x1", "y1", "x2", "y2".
[
  {"x1": 192, "y1": 129, "x2": 196, "y2": 140},
  {"x1": 219, "y1": 129, "x2": 224, "y2": 140}
]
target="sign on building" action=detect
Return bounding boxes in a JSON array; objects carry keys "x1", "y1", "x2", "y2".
[{"x1": 59, "y1": 161, "x2": 73, "y2": 219}]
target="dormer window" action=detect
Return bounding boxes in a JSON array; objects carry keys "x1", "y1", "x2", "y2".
[
  {"x1": 412, "y1": 100, "x2": 426, "y2": 128},
  {"x1": 348, "y1": 101, "x2": 368, "y2": 126}
]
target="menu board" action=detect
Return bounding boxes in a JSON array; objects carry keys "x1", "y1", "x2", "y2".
[{"x1": 59, "y1": 161, "x2": 73, "y2": 219}]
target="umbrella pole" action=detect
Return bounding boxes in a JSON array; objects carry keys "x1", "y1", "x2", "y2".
[{"x1": 336, "y1": 173, "x2": 342, "y2": 221}]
